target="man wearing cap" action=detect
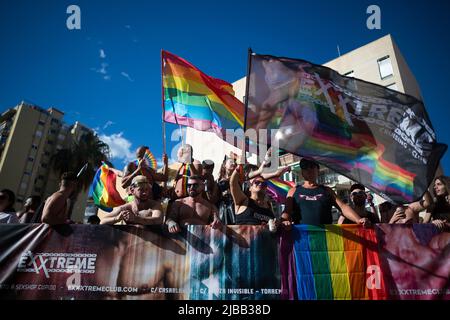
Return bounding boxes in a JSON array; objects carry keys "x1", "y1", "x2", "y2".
[
  {"x1": 101, "y1": 175, "x2": 163, "y2": 225},
  {"x1": 41, "y1": 172, "x2": 78, "y2": 225},
  {"x1": 338, "y1": 183, "x2": 380, "y2": 225},
  {"x1": 165, "y1": 175, "x2": 221, "y2": 233},
  {"x1": 282, "y1": 158, "x2": 371, "y2": 227}
]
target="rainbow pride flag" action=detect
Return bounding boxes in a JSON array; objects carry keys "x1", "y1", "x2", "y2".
[
  {"x1": 266, "y1": 178, "x2": 295, "y2": 203},
  {"x1": 246, "y1": 53, "x2": 447, "y2": 204},
  {"x1": 91, "y1": 163, "x2": 126, "y2": 212},
  {"x1": 162, "y1": 50, "x2": 245, "y2": 135},
  {"x1": 134, "y1": 149, "x2": 157, "y2": 169},
  {"x1": 290, "y1": 225, "x2": 388, "y2": 300}
]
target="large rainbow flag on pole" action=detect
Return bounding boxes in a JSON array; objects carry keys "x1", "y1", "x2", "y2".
[
  {"x1": 245, "y1": 52, "x2": 447, "y2": 204},
  {"x1": 91, "y1": 163, "x2": 126, "y2": 212},
  {"x1": 162, "y1": 50, "x2": 245, "y2": 136}
]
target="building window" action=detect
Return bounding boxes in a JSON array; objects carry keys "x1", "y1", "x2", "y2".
[
  {"x1": 35, "y1": 187, "x2": 41, "y2": 192},
  {"x1": 38, "y1": 120, "x2": 45, "y2": 126},
  {"x1": 41, "y1": 163, "x2": 48, "y2": 168},
  {"x1": 377, "y1": 56, "x2": 394, "y2": 79},
  {"x1": 387, "y1": 83, "x2": 398, "y2": 91},
  {"x1": 17, "y1": 198, "x2": 23, "y2": 203},
  {"x1": 344, "y1": 70, "x2": 354, "y2": 77},
  {"x1": 35, "y1": 131, "x2": 43, "y2": 138},
  {"x1": 51, "y1": 118, "x2": 59, "y2": 124},
  {"x1": 47, "y1": 140, "x2": 54, "y2": 145},
  {"x1": 31, "y1": 144, "x2": 38, "y2": 150},
  {"x1": 44, "y1": 151, "x2": 50, "y2": 156},
  {"x1": 57, "y1": 133, "x2": 66, "y2": 141},
  {"x1": 49, "y1": 129, "x2": 56, "y2": 134},
  {"x1": 38, "y1": 175, "x2": 44, "y2": 180},
  {"x1": 24, "y1": 172, "x2": 31, "y2": 176},
  {"x1": 20, "y1": 182, "x2": 27, "y2": 190},
  {"x1": 28, "y1": 157, "x2": 34, "y2": 162}
]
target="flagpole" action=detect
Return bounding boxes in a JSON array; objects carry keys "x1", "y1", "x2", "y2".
[
  {"x1": 243, "y1": 48, "x2": 253, "y2": 163},
  {"x1": 161, "y1": 49, "x2": 167, "y2": 155}
]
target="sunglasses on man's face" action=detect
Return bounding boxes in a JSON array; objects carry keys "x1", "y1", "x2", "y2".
[
  {"x1": 253, "y1": 180, "x2": 267, "y2": 187},
  {"x1": 351, "y1": 191, "x2": 366, "y2": 197},
  {"x1": 132, "y1": 182, "x2": 149, "y2": 188},
  {"x1": 187, "y1": 183, "x2": 200, "y2": 189}
]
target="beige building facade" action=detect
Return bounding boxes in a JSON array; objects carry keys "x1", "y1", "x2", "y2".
[{"x1": 0, "y1": 101, "x2": 94, "y2": 222}]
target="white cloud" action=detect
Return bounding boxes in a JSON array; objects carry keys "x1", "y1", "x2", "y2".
[
  {"x1": 99, "y1": 49, "x2": 106, "y2": 59},
  {"x1": 120, "y1": 71, "x2": 134, "y2": 82},
  {"x1": 99, "y1": 132, "x2": 135, "y2": 164},
  {"x1": 103, "y1": 120, "x2": 115, "y2": 129}
]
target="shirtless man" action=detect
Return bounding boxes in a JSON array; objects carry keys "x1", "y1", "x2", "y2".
[
  {"x1": 101, "y1": 175, "x2": 163, "y2": 225},
  {"x1": 41, "y1": 172, "x2": 77, "y2": 225},
  {"x1": 166, "y1": 175, "x2": 221, "y2": 233},
  {"x1": 121, "y1": 146, "x2": 168, "y2": 190},
  {"x1": 171, "y1": 145, "x2": 202, "y2": 200}
]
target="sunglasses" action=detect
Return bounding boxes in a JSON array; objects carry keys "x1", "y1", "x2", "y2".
[
  {"x1": 132, "y1": 182, "x2": 148, "y2": 188},
  {"x1": 253, "y1": 180, "x2": 267, "y2": 187},
  {"x1": 351, "y1": 191, "x2": 366, "y2": 197},
  {"x1": 187, "y1": 183, "x2": 200, "y2": 189}
]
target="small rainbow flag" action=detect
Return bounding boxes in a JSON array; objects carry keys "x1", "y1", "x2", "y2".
[
  {"x1": 134, "y1": 149, "x2": 157, "y2": 169},
  {"x1": 91, "y1": 163, "x2": 126, "y2": 212},
  {"x1": 162, "y1": 50, "x2": 245, "y2": 135},
  {"x1": 266, "y1": 178, "x2": 295, "y2": 203}
]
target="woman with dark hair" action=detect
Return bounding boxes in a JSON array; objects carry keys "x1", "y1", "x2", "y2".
[
  {"x1": 423, "y1": 176, "x2": 450, "y2": 230},
  {"x1": 0, "y1": 189, "x2": 19, "y2": 223},
  {"x1": 216, "y1": 156, "x2": 238, "y2": 224},
  {"x1": 230, "y1": 164, "x2": 276, "y2": 226}
]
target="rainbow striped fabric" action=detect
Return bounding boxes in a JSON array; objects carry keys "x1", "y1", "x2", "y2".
[
  {"x1": 290, "y1": 224, "x2": 388, "y2": 300},
  {"x1": 134, "y1": 149, "x2": 157, "y2": 169},
  {"x1": 246, "y1": 53, "x2": 447, "y2": 204},
  {"x1": 91, "y1": 163, "x2": 126, "y2": 212},
  {"x1": 266, "y1": 178, "x2": 295, "y2": 203},
  {"x1": 162, "y1": 50, "x2": 245, "y2": 135}
]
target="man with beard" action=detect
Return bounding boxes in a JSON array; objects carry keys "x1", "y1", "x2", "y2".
[
  {"x1": 338, "y1": 183, "x2": 380, "y2": 224},
  {"x1": 165, "y1": 175, "x2": 221, "y2": 233},
  {"x1": 41, "y1": 172, "x2": 78, "y2": 225},
  {"x1": 101, "y1": 175, "x2": 163, "y2": 225}
]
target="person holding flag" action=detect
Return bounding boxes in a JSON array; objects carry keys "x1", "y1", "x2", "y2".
[{"x1": 122, "y1": 146, "x2": 168, "y2": 200}]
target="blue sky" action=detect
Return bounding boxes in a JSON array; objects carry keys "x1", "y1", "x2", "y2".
[{"x1": 0, "y1": 0, "x2": 449, "y2": 173}]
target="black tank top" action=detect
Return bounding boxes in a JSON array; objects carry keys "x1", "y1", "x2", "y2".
[
  {"x1": 292, "y1": 185, "x2": 333, "y2": 225},
  {"x1": 235, "y1": 199, "x2": 275, "y2": 225}
]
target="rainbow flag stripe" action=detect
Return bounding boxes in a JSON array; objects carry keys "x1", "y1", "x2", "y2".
[
  {"x1": 292, "y1": 225, "x2": 388, "y2": 300},
  {"x1": 91, "y1": 163, "x2": 126, "y2": 212},
  {"x1": 162, "y1": 50, "x2": 245, "y2": 134},
  {"x1": 134, "y1": 149, "x2": 158, "y2": 170},
  {"x1": 266, "y1": 178, "x2": 295, "y2": 203}
]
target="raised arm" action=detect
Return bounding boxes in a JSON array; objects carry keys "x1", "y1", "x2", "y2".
[
  {"x1": 230, "y1": 167, "x2": 248, "y2": 207},
  {"x1": 121, "y1": 161, "x2": 143, "y2": 189},
  {"x1": 151, "y1": 154, "x2": 169, "y2": 182}
]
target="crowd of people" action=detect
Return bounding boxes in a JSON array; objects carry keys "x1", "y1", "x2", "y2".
[{"x1": 0, "y1": 145, "x2": 449, "y2": 232}]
